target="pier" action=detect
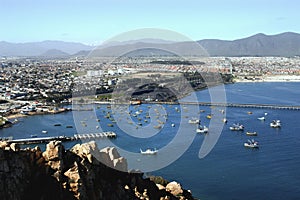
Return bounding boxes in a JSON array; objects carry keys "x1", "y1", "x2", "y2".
[
  {"x1": 3, "y1": 132, "x2": 117, "y2": 145},
  {"x1": 145, "y1": 101, "x2": 300, "y2": 110},
  {"x1": 182, "y1": 102, "x2": 300, "y2": 110}
]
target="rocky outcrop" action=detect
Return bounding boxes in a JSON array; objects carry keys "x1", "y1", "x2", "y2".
[{"x1": 0, "y1": 141, "x2": 196, "y2": 200}]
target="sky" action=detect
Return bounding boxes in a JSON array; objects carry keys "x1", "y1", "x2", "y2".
[{"x1": 0, "y1": 0, "x2": 299, "y2": 45}]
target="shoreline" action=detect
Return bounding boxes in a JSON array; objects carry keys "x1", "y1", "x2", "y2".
[{"x1": 235, "y1": 75, "x2": 300, "y2": 82}]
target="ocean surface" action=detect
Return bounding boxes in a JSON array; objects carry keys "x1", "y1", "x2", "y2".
[{"x1": 1, "y1": 82, "x2": 300, "y2": 200}]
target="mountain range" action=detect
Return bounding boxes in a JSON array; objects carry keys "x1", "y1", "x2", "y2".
[{"x1": 1, "y1": 32, "x2": 300, "y2": 57}]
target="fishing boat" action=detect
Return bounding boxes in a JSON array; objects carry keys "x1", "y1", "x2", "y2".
[
  {"x1": 229, "y1": 123, "x2": 244, "y2": 131},
  {"x1": 196, "y1": 125, "x2": 208, "y2": 134},
  {"x1": 270, "y1": 120, "x2": 281, "y2": 128},
  {"x1": 206, "y1": 114, "x2": 212, "y2": 119},
  {"x1": 188, "y1": 118, "x2": 200, "y2": 124},
  {"x1": 244, "y1": 139, "x2": 259, "y2": 148},
  {"x1": 140, "y1": 148, "x2": 158, "y2": 155},
  {"x1": 246, "y1": 131, "x2": 257, "y2": 136},
  {"x1": 153, "y1": 125, "x2": 162, "y2": 129}
]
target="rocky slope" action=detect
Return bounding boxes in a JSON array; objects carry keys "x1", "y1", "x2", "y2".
[{"x1": 0, "y1": 140, "x2": 196, "y2": 200}]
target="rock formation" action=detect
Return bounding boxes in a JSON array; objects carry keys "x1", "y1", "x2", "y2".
[{"x1": 0, "y1": 141, "x2": 196, "y2": 200}]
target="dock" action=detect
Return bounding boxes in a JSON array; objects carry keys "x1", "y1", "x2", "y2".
[
  {"x1": 4, "y1": 132, "x2": 117, "y2": 145},
  {"x1": 145, "y1": 101, "x2": 300, "y2": 110}
]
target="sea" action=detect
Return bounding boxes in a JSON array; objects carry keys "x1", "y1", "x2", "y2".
[{"x1": 1, "y1": 82, "x2": 300, "y2": 200}]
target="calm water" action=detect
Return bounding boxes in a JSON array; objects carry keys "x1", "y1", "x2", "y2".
[{"x1": 1, "y1": 82, "x2": 300, "y2": 199}]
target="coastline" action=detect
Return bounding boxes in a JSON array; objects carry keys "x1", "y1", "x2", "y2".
[{"x1": 235, "y1": 75, "x2": 300, "y2": 82}]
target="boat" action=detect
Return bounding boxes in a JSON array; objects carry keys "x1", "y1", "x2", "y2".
[
  {"x1": 188, "y1": 118, "x2": 200, "y2": 124},
  {"x1": 229, "y1": 123, "x2": 244, "y2": 131},
  {"x1": 171, "y1": 123, "x2": 175, "y2": 127},
  {"x1": 153, "y1": 125, "x2": 162, "y2": 129},
  {"x1": 206, "y1": 114, "x2": 212, "y2": 119},
  {"x1": 140, "y1": 148, "x2": 158, "y2": 155},
  {"x1": 196, "y1": 125, "x2": 208, "y2": 134},
  {"x1": 270, "y1": 120, "x2": 281, "y2": 128},
  {"x1": 246, "y1": 131, "x2": 257, "y2": 136},
  {"x1": 54, "y1": 123, "x2": 62, "y2": 126},
  {"x1": 66, "y1": 125, "x2": 73, "y2": 128},
  {"x1": 223, "y1": 118, "x2": 228, "y2": 123},
  {"x1": 30, "y1": 134, "x2": 37, "y2": 138},
  {"x1": 257, "y1": 116, "x2": 265, "y2": 121},
  {"x1": 42, "y1": 130, "x2": 48, "y2": 134},
  {"x1": 244, "y1": 139, "x2": 259, "y2": 148}
]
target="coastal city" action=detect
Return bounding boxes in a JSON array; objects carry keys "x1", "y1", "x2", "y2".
[{"x1": 1, "y1": 55, "x2": 300, "y2": 128}]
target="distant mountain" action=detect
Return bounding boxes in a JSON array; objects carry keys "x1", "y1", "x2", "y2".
[
  {"x1": 1, "y1": 32, "x2": 300, "y2": 57},
  {"x1": 89, "y1": 32, "x2": 300, "y2": 57},
  {"x1": 39, "y1": 49, "x2": 70, "y2": 58},
  {"x1": 0, "y1": 40, "x2": 93, "y2": 57},
  {"x1": 198, "y1": 32, "x2": 300, "y2": 56}
]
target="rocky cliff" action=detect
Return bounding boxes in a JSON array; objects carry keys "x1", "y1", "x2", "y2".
[{"x1": 0, "y1": 141, "x2": 196, "y2": 200}]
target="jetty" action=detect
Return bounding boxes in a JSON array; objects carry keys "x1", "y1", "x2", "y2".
[
  {"x1": 3, "y1": 132, "x2": 117, "y2": 145},
  {"x1": 144, "y1": 101, "x2": 300, "y2": 110}
]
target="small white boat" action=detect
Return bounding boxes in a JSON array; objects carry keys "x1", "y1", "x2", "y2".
[
  {"x1": 246, "y1": 131, "x2": 257, "y2": 136},
  {"x1": 140, "y1": 148, "x2": 158, "y2": 155},
  {"x1": 171, "y1": 123, "x2": 175, "y2": 127},
  {"x1": 42, "y1": 130, "x2": 48, "y2": 134},
  {"x1": 270, "y1": 120, "x2": 281, "y2": 128},
  {"x1": 244, "y1": 139, "x2": 259, "y2": 148},
  {"x1": 188, "y1": 118, "x2": 200, "y2": 124},
  {"x1": 230, "y1": 123, "x2": 244, "y2": 131},
  {"x1": 258, "y1": 117, "x2": 265, "y2": 121},
  {"x1": 196, "y1": 125, "x2": 208, "y2": 134}
]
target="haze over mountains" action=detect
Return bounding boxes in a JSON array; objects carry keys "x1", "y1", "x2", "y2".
[{"x1": 1, "y1": 32, "x2": 300, "y2": 57}]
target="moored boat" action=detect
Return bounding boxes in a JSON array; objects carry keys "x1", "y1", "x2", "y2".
[
  {"x1": 246, "y1": 131, "x2": 257, "y2": 136},
  {"x1": 270, "y1": 120, "x2": 281, "y2": 128},
  {"x1": 196, "y1": 125, "x2": 208, "y2": 134},
  {"x1": 244, "y1": 139, "x2": 259, "y2": 148},
  {"x1": 258, "y1": 116, "x2": 266, "y2": 121},
  {"x1": 188, "y1": 118, "x2": 200, "y2": 124},
  {"x1": 140, "y1": 148, "x2": 158, "y2": 155},
  {"x1": 230, "y1": 123, "x2": 244, "y2": 131}
]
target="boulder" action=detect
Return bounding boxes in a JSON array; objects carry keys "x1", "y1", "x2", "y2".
[
  {"x1": 166, "y1": 181, "x2": 183, "y2": 196},
  {"x1": 10, "y1": 143, "x2": 20, "y2": 151},
  {"x1": 43, "y1": 140, "x2": 64, "y2": 161},
  {"x1": 99, "y1": 147, "x2": 128, "y2": 171}
]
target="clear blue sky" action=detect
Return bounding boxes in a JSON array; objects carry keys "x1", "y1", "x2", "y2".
[{"x1": 0, "y1": 0, "x2": 299, "y2": 44}]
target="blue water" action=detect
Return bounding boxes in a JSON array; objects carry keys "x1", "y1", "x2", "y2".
[{"x1": 1, "y1": 82, "x2": 300, "y2": 199}]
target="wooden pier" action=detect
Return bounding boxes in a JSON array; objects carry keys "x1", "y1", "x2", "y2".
[{"x1": 4, "y1": 132, "x2": 117, "y2": 145}]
